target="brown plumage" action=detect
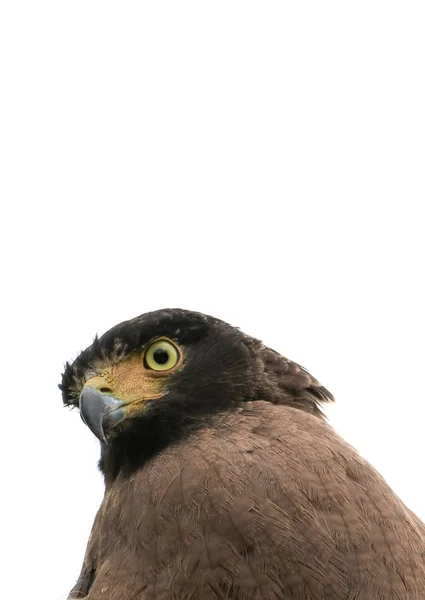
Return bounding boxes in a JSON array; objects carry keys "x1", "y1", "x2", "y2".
[{"x1": 60, "y1": 309, "x2": 425, "y2": 599}]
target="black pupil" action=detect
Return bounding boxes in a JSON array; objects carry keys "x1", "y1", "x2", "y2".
[{"x1": 153, "y1": 348, "x2": 169, "y2": 365}]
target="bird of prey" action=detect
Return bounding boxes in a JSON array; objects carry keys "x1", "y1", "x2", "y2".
[{"x1": 60, "y1": 308, "x2": 425, "y2": 600}]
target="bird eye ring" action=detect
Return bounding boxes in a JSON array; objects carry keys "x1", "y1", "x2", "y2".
[{"x1": 144, "y1": 339, "x2": 181, "y2": 372}]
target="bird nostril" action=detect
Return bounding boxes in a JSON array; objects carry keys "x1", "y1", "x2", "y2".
[{"x1": 99, "y1": 387, "x2": 113, "y2": 394}]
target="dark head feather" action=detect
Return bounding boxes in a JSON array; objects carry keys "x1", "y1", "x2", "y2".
[{"x1": 59, "y1": 308, "x2": 333, "y2": 480}]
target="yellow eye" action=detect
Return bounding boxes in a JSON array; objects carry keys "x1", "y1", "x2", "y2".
[{"x1": 144, "y1": 339, "x2": 180, "y2": 371}]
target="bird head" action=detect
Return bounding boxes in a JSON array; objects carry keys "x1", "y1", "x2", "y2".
[{"x1": 60, "y1": 309, "x2": 332, "y2": 480}]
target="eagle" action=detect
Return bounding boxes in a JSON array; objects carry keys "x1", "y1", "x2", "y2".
[{"x1": 60, "y1": 308, "x2": 425, "y2": 599}]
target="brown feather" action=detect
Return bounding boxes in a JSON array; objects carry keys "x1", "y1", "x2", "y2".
[{"x1": 69, "y1": 402, "x2": 425, "y2": 600}]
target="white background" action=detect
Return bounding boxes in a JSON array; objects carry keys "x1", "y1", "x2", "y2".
[{"x1": 1, "y1": 3, "x2": 424, "y2": 599}]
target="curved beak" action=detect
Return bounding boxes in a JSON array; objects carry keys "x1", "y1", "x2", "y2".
[{"x1": 79, "y1": 387, "x2": 125, "y2": 443}]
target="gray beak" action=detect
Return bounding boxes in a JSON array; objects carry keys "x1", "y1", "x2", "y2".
[{"x1": 79, "y1": 387, "x2": 125, "y2": 443}]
